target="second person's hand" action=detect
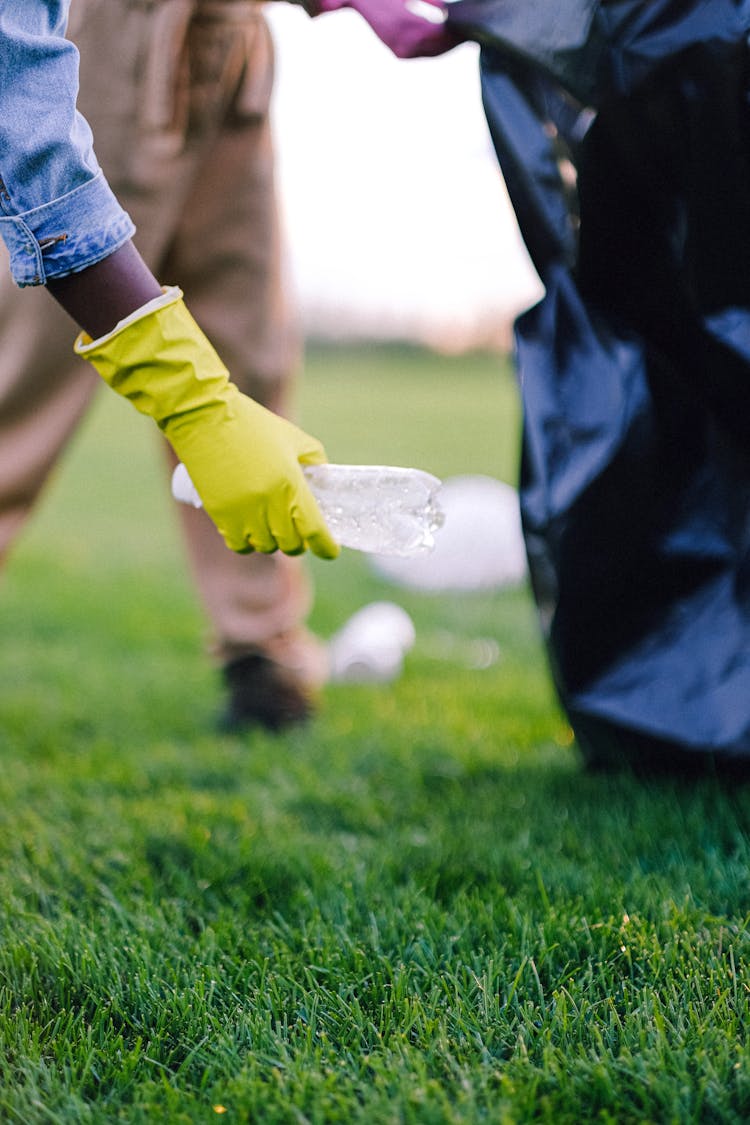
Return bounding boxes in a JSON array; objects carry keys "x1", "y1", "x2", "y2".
[{"x1": 311, "y1": 0, "x2": 463, "y2": 59}]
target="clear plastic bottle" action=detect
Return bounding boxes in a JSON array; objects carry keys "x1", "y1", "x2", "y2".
[{"x1": 171, "y1": 462, "x2": 444, "y2": 557}]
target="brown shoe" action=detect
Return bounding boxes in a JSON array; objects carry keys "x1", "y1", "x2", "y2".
[{"x1": 220, "y1": 652, "x2": 316, "y2": 733}]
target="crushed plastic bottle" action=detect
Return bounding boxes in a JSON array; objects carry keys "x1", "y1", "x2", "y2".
[
  {"x1": 171, "y1": 462, "x2": 444, "y2": 557},
  {"x1": 301, "y1": 463, "x2": 444, "y2": 556}
]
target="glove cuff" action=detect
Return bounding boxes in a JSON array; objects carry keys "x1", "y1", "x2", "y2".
[
  {"x1": 74, "y1": 287, "x2": 232, "y2": 426},
  {"x1": 74, "y1": 285, "x2": 183, "y2": 355}
]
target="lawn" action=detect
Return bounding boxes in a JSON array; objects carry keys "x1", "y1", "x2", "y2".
[{"x1": 1, "y1": 344, "x2": 749, "y2": 1124}]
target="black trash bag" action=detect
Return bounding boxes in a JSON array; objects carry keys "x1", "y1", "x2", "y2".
[{"x1": 447, "y1": 1, "x2": 750, "y2": 770}]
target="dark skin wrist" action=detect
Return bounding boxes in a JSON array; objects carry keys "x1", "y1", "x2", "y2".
[{"x1": 47, "y1": 241, "x2": 162, "y2": 339}]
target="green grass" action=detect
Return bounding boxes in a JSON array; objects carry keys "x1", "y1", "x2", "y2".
[{"x1": 1, "y1": 345, "x2": 750, "y2": 1123}]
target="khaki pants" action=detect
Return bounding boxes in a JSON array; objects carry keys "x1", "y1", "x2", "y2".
[{"x1": 0, "y1": 0, "x2": 322, "y2": 677}]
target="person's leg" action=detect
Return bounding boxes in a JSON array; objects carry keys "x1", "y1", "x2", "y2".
[
  {"x1": 158, "y1": 7, "x2": 328, "y2": 727},
  {"x1": 0, "y1": 0, "x2": 195, "y2": 567},
  {"x1": 0, "y1": 263, "x2": 100, "y2": 564},
  {"x1": 0, "y1": 0, "x2": 322, "y2": 728},
  {"x1": 0, "y1": 0, "x2": 191, "y2": 570}
]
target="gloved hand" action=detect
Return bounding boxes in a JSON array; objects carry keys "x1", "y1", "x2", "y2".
[
  {"x1": 311, "y1": 0, "x2": 461, "y2": 59},
  {"x1": 74, "y1": 287, "x2": 340, "y2": 559}
]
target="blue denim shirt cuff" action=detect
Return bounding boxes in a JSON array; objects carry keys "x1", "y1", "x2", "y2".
[{"x1": 0, "y1": 171, "x2": 135, "y2": 287}]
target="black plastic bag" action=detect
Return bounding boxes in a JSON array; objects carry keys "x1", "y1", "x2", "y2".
[{"x1": 448, "y1": 1, "x2": 750, "y2": 768}]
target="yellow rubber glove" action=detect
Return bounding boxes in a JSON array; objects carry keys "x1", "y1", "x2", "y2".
[{"x1": 74, "y1": 287, "x2": 340, "y2": 558}]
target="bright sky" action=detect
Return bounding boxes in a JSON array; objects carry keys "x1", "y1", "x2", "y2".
[{"x1": 266, "y1": 5, "x2": 543, "y2": 350}]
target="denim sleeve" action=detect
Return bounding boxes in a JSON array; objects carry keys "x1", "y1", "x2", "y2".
[{"x1": 0, "y1": 0, "x2": 135, "y2": 286}]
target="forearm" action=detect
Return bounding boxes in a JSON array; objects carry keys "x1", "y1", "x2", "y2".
[
  {"x1": 0, "y1": 3, "x2": 135, "y2": 287},
  {"x1": 47, "y1": 241, "x2": 162, "y2": 338}
]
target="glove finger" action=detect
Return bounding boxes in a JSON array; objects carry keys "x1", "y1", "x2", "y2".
[
  {"x1": 290, "y1": 489, "x2": 341, "y2": 560},
  {"x1": 270, "y1": 524, "x2": 306, "y2": 556},
  {"x1": 229, "y1": 510, "x2": 277, "y2": 555},
  {"x1": 219, "y1": 524, "x2": 256, "y2": 553},
  {"x1": 292, "y1": 430, "x2": 329, "y2": 467},
  {"x1": 306, "y1": 527, "x2": 341, "y2": 560},
  {"x1": 247, "y1": 532, "x2": 280, "y2": 554}
]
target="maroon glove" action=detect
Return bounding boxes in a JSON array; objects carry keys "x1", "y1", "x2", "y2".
[{"x1": 312, "y1": 0, "x2": 461, "y2": 59}]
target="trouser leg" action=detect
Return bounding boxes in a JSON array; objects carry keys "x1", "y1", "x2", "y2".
[
  {"x1": 77, "y1": 0, "x2": 323, "y2": 675},
  {"x1": 158, "y1": 17, "x2": 322, "y2": 677},
  {"x1": 0, "y1": 257, "x2": 100, "y2": 565},
  {"x1": 0, "y1": 0, "x2": 187, "y2": 571}
]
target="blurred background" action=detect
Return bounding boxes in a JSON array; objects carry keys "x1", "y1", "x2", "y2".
[{"x1": 266, "y1": 4, "x2": 543, "y2": 353}]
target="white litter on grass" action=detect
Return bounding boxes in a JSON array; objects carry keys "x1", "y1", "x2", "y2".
[
  {"x1": 371, "y1": 475, "x2": 527, "y2": 592},
  {"x1": 328, "y1": 602, "x2": 416, "y2": 683}
]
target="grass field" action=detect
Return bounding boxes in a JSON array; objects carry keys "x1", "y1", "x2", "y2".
[{"x1": 1, "y1": 345, "x2": 750, "y2": 1124}]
